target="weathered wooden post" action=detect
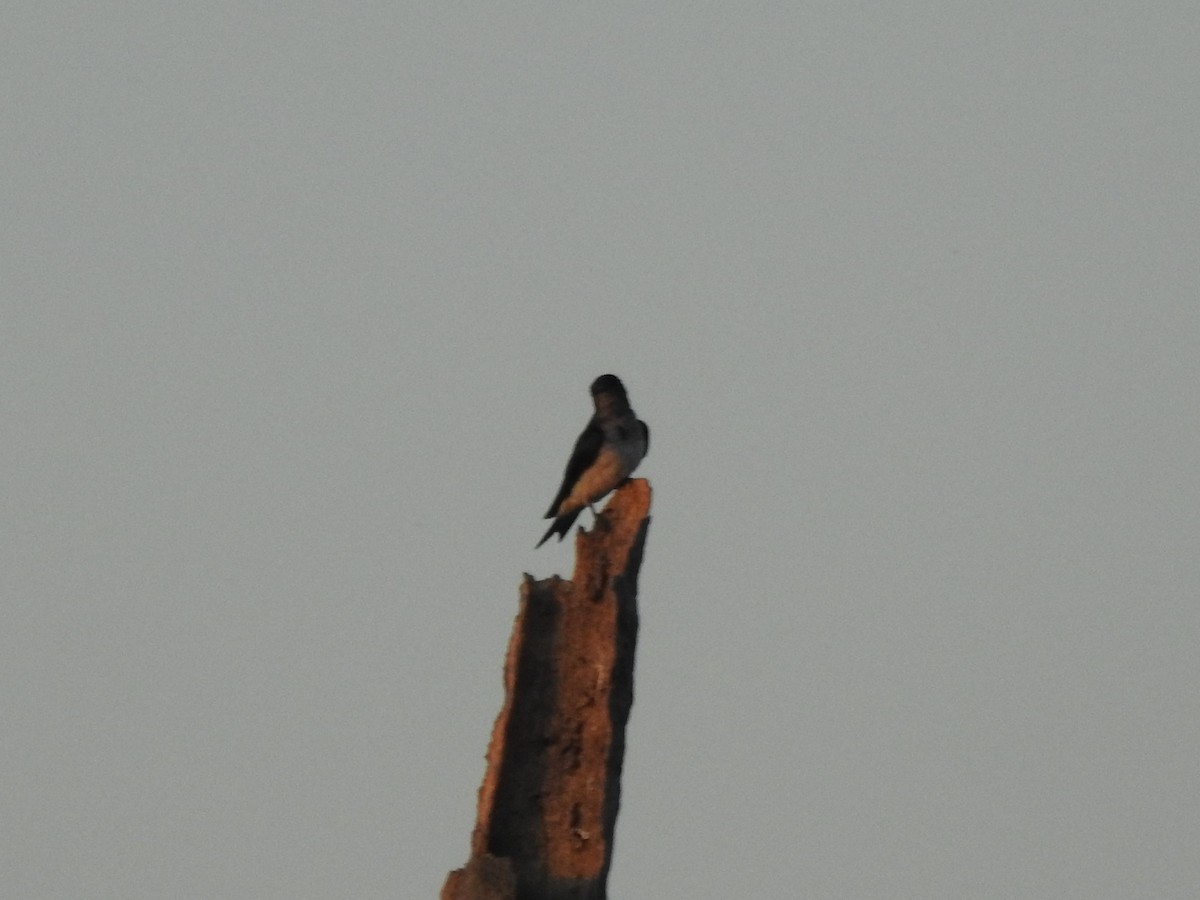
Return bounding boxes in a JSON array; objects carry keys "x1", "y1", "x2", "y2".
[{"x1": 442, "y1": 480, "x2": 652, "y2": 900}]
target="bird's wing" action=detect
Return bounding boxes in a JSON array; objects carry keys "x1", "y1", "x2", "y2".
[{"x1": 543, "y1": 417, "x2": 604, "y2": 518}]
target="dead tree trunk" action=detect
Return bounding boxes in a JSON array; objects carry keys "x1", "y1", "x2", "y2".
[{"x1": 442, "y1": 479, "x2": 652, "y2": 900}]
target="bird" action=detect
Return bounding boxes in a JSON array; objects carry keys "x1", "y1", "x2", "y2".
[{"x1": 536, "y1": 374, "x2": 649, "y2": 547}]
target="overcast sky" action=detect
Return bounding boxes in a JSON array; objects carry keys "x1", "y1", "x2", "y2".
[{"x1": 4, "y1": 4, "x2": 1199, "y2": 898}]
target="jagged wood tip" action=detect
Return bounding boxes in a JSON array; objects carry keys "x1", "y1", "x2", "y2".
[{"x1": 442, "y1": 479, "x2": 651, "y2": 900}]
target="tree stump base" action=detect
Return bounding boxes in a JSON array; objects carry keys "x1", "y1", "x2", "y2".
[{"x1": 442, "y1": 480, "x2": 652, "y2": 900}]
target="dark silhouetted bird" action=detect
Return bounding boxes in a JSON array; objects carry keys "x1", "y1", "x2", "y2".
[{"x1": 536, "y1": 374, "x2": 649, "y2": 547}]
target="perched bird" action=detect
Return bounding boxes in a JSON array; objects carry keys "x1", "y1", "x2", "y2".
[{"x1": 536, "y1": 374, "x2": 650, "y2": 547}]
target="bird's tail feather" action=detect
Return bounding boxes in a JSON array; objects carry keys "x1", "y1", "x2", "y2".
[{"x1": 535, "y1": 509, "x2": 582, "y2": 548}]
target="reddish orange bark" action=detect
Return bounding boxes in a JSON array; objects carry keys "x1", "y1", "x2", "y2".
[{"x1": 442, "y1": 480, "x2": 651, "y2": 900}]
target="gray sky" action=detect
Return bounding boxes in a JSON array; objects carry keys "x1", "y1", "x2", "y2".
[{"x1": 4, "y1": 4, "x2": 1199, "y2": 898}]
